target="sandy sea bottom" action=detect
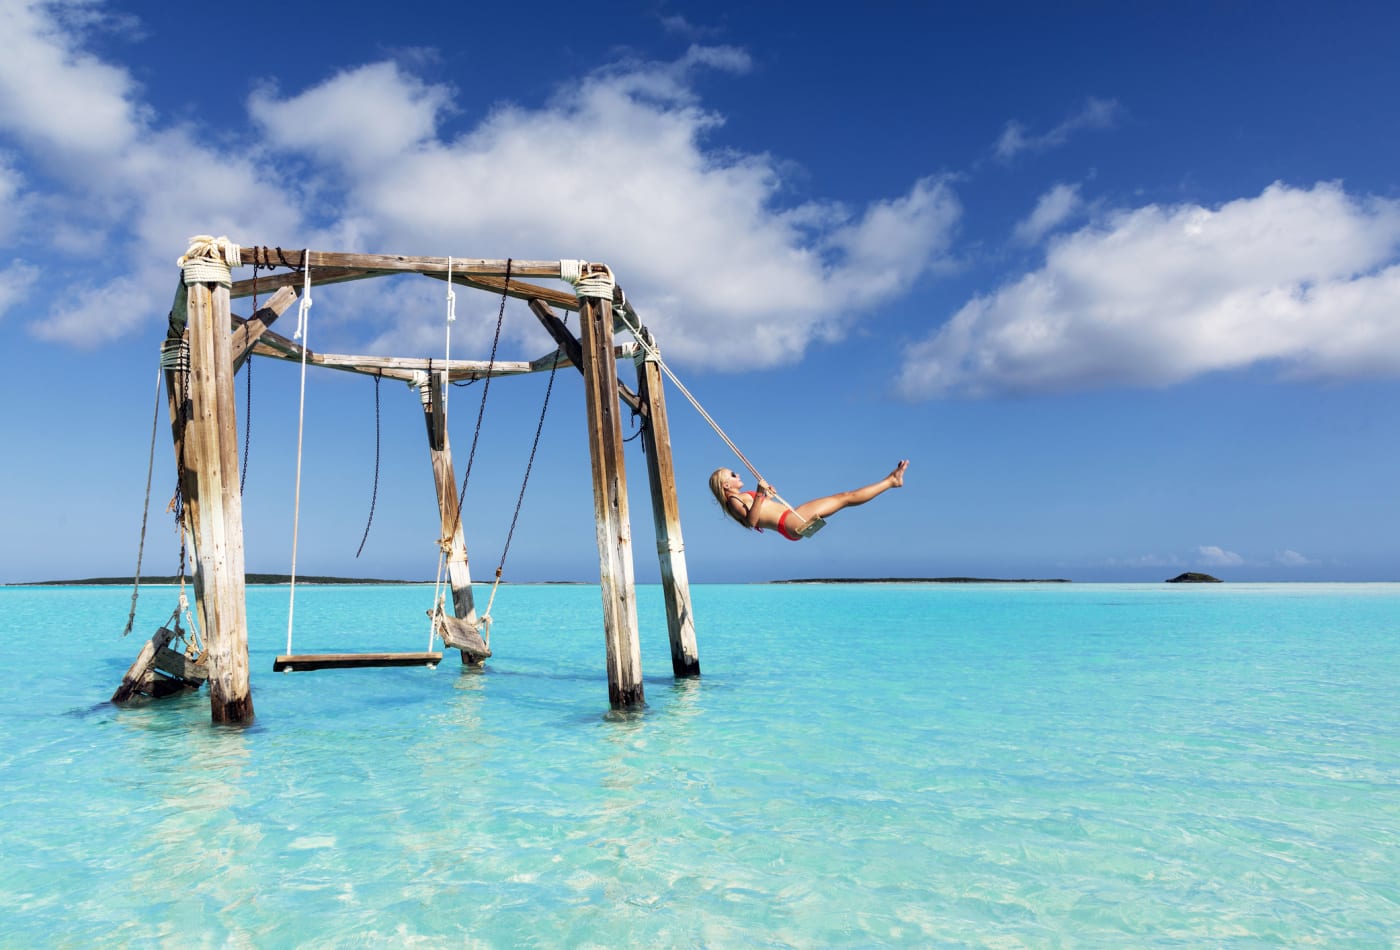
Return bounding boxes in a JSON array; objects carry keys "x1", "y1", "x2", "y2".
[{"x1": 1, "y1": 582, "x2": 1397, "y2": 946}]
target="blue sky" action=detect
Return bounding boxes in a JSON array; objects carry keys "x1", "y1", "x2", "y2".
[{"x1": 2, "y1": 0, "x2": 1397, "y2": 584}]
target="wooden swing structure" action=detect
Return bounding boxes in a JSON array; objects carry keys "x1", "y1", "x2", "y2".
[{"x1": 127, "y1": 237, "x2": 700, "y2": 723}]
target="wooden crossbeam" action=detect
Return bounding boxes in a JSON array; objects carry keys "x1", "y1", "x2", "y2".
[
  {"x1": 229, "y1": 266, "x2": 380, "y2": 300},
  {"x1": 245, "y1": 325, "x2": 550, "y2": 382},
  {"x1": 237, "y1": 248, "x2": 563, "y2": 280},
  {"x1": 232, "y1": 285, "x2": 298, "y2": 371}
]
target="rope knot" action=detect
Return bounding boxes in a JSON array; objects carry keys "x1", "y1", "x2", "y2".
[
  {"x1": 178, "y1": 235, "x2": 241, "y2": 287},
  {"x1": 561, "y1": 260, "x2": 615, "y2": 301}
]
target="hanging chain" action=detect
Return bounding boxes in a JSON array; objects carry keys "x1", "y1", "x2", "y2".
[
  {"x1": 451, "y1": 259, "x2": 512, "y2": 539},
  {"x1": 240, "y1": 263, "x2": 259, "y2": 495},
  {"x1": 494, "y1": 314, "x2": 564, "y2": 581},
  {"x1": 355, "y1": 372, "x2": 382, "y2": 558}
]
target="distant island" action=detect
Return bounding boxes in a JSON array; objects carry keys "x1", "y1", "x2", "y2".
[
  {"x1": 1166, "y1": 572, "x2": 1222, "y2": 583},
  {"x1": 773, "y1": 577, "x2": 1072, "y2": 584}
]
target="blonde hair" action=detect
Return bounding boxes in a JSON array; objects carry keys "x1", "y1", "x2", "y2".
[{"x1": 709, "y1": 468, "x2": 747, "y2": 527}]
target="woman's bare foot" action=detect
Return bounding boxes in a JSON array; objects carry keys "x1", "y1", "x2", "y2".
[{"x1": 889, "y1": 459, "x2": 908, "y2": 487}]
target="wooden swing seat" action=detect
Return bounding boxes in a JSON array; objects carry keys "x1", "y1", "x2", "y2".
[
  {"x1": 273, "y1": 651, "x2": 443, "y2": 672},
  {"x1": 794, "y1": 516, "x2": 826, "y2": 539}
]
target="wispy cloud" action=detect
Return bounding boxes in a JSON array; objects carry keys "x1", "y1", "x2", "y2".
[
  {"x1": 1013, "y1": 183, "x2": 1083, "y2": 244},
  {"x1": 899, "y1": 181, "x2": 1400, "y2": 398},
  {"x1": 1196, "y1": 545, "x2": 1244, "y2": 567},
  {"x1": 1273, "y1": 549, "x2": 1315, "y2": 566},
  {"x1": 658, "y1": 13, "x2": 722, "y2": 40},
  {"x1": 995, "y1": 97, "x2": 1121, "y2": 161}
]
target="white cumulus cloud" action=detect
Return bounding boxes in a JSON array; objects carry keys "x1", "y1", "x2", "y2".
[
  {"x1": 0, "y1": 8, "x2": 956, "y2": 358},
  {"x1": 248, "y1": 50, "x2": 959, "y2": 367},
  {"x1": 898, "y1": 181, "x2": 1400, "y2": 398}
]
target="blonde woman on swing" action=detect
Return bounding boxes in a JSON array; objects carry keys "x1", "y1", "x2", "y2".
[{"x1": 708, "y1": 461, "x2": 909, "y2": 541}]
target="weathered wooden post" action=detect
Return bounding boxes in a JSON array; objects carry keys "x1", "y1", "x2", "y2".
[
  {"x1": 419, "y1": 370, "x2": 490, "y2": 664},
  {"x1": 178, "y1": 239, "x2": 253, "y2": 724},
  {"x1": 575, "y1": 268, "x2": 644, "y2": 707},
  {"x1": 632, "y1": 334, "x2": 700, "y2": 677}
]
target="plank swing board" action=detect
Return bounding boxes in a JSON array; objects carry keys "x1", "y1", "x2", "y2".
[{"x1": 273, "y1": 652, "x2": 443, "y2": 672}]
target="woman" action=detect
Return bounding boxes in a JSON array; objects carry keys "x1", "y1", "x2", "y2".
[{"x1": 708, "y1": 461, "x2": 908, "y2": 541}]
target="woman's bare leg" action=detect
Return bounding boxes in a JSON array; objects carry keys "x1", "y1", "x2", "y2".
[{"x1": 793, "y1": 460, "x2": 908, "y2": 523}]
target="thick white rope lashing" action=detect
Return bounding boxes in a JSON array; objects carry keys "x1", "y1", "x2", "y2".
[
  {"x1": 284, "y1": 256, "x2": 313, "y2": 657},
  {"x1": 178, "y1": 235, "x2": 241, "y2": 286},
  {"x1": 560, "y1": 259, "x2": 615, "y2": 300}
]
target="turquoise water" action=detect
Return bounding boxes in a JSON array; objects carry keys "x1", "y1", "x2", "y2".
[{"x1": 2, "y1": 582, "x2": 1397, "y2": 946}]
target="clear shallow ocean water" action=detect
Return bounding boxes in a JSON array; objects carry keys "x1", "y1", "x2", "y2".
[{"x1": 2, "y1": 582, "x2": 1397, "y2": 947}]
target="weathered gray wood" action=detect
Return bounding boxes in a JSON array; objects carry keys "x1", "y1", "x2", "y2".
[
  {"x1": 230, "y1": 266, "x2": 380, "y2": 300},
  {"x1": 634, "y1": 344, "x2": 700, "y2": 678},
  {"x1": 185, "y1": 279, "x2": 254, "y2": 724},
  {"x1": 231, "y1": 285, "x2": 297, "y2": 370},
  {"x1": 247, "y1": 325, "x2": 553, "y2": 382},
  {"x1": 419, "y1": 376, "x2": 486, "y2": 666},
  {"x1": 238, "y1": 248, "x2": 564, "y2": 280},
  {"x1": 427, "y1": 272, "x2": 581, "y2": 313},
  {"x1": 578, "y1": 292, "x2": 644, "y2": 708},
  {"x1": 153, "y1": 646, "x2": 209, "y2": 683},
  {"x1": 273, "y1": 652, "x2": 443, "y2": 671},
  {"x1": 111, "y1": 626, "x2": 176, "y2": 703},
  {"x1": 430, "y1": 611, "x2": 492, "y2": 661}
]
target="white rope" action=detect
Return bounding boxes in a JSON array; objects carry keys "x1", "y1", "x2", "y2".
[
  {"x1": 615, "y1": 305, "x2": 790, "y2": 505},
  {"x1": 560, "y1": 259, "x2": 615, "y2": 300},
  {"x1": 178, "y1": 235, "x2": 241, "y2": 287},
  {"x1": 285, "y1": 255, "x2": 312, "y2": 656}
]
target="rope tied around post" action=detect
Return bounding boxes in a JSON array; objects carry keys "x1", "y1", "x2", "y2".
[
  {"x1": 177, "y1": 235, "x2": 241, "y2": 286},
  {"x1": 560, "y1": 260, "x2": 615, "y2": 301}
]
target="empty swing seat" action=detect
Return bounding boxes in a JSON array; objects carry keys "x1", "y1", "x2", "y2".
[{"x1": 273, "y1": 651, "x2": 443, "y2": 672}]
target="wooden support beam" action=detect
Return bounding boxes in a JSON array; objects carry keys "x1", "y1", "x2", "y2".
[
  {"x1": 634, "y1": 343, "x2": 700, "y2": 678},
  {"x1": 162, "y1": 287, "x2": 212, "y2": 670},
  {"x1": 231, "y1": 261, "x2": 583, "y2": 315},
  {"x1": 238, "y1": 248, "x2": 565, "y2": 280},
  {"x1": 246, "y1": 325, "x2": 558, "y2": 383},
  {"x1": 428, "y1": 272, "x2": 581, "y2": 312},
  {"x1": 230, "y1": 266, "x2": 380, "y2": 300},
  {"x1": 578, "y1": 293, "x2": 644, "y2": 708},
  {"x1": 184, "y1": 278, "x2": 254, "y2": 724},
  {"x1": 232, "y1": 285, "x2": 297, "y2": 370},
  {"x1": 529, "y1": 298, "x2": 644, "y2": 413},
  {"x1": 419, "y1": 374, "x2": 486, "y2": 665}
]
